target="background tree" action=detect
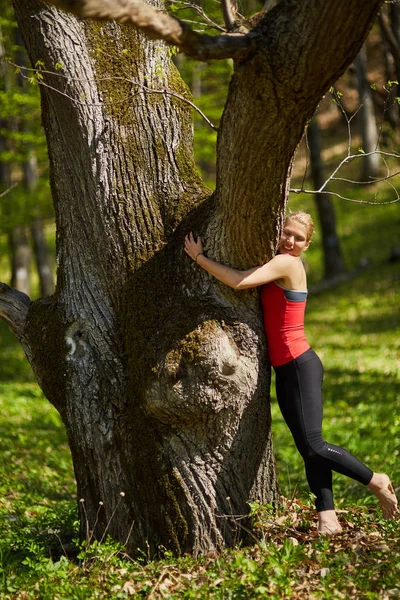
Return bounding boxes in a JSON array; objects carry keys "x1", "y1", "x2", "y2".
[
  {"x1": 307, "y1": 117, "x2": 347, "y2": 280},
  {"x1": 354, "y1": 44, "x2": 381, "y2": 180},
  {"x1": 379, "y1": 2, "x2": 400, "y2": 137},
  {"x1": 0, "y1": 6, "x2": 54, "y2": 297},
  {"x1": 0, "y1": 0, "x2": 384, "y2": 556}
]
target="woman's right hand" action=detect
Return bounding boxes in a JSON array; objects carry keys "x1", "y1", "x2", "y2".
[{"x1": 184, "y1": 232, "x2": 203, "y2": 262}]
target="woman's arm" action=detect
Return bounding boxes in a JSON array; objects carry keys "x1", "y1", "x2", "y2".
[{"x1": 184, "y1": 232, "x2": 292, "y2": 290}]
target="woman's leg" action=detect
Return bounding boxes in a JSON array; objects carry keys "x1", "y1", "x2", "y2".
[
  {"x1": 367, "y1": 473, "x2": 398, "y2": 519},
  {"x1": 273, "y1": 349, "x2": 397, "y2": 531}
]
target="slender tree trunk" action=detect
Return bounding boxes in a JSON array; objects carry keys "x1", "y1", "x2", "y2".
[
  {"x1": 307, "y1": 119, "x2": 346, "y2": 279},
  {"x1": 378, "y1": 4, "x2": 400, "y2": 134},
  {"x1": 354, "y1": 45, "x2": 380, "y2": 180},
  {"x1": 389, "y1": 3, "x2": 400, "y2": 122},
  {"x1": 31, "y1": 217, "x2": 54, "y2": 298},
  {"x1": 9, "y1": 226, "x2": 31, "y2": 295},
  {"x1": 6, "y1": 0, "x2": 384, "y2": 556}
]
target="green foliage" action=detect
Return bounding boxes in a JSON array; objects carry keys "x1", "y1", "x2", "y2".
[
  {"x1": 177, "y1": 56, "x2": 233, "y2": 188},
  {"x1": 0, "y1": 4, "x2": 53, "y2": 233}
]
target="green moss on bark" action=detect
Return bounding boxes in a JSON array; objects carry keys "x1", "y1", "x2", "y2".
[
  {"x1": 166, "y1": 320, "x2": 219, "y2": 366},
  {"x1": 160, "y1": 472, "x2": 190, "y2": 554}
]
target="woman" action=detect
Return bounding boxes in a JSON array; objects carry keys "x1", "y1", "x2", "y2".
[{"x1": 184, "y1": 211, "x2": 398, "y2": 534}]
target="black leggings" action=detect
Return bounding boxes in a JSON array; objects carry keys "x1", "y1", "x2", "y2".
[{"x1": 274, "y1": 348, "x2": 373, "y2": 511}]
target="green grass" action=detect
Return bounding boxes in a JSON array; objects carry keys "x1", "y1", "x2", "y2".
[{"x1": 0, "y1": 197, "x2": 399, "y2": 597}]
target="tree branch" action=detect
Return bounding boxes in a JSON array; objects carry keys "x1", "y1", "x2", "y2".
[
  {"x1": 290, "y1": 151, "x2": 400, "y2": 204},
  {"x1": 170, "y1": 1, "x2": 226, "y2": 33},
  {"x1": 6, "y1": 60, "x2": 218, "y2": 130},
  {"x1": 0, "y1": 182, "x2": 18, "y2": 198},
  {"x1": 220, "y1": 0, "x2": 236, "y2": 32},
  {"x1": 48, "y1": 0, "x2": 256, "y2": 60},
  {"x1": 0, "y1": 283, "x2": 31, "y2": 338}
]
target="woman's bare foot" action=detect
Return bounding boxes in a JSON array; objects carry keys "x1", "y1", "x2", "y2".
[
  {"x1": 367, "y1": 473, "x2": 398, "y2": 519},
  {"x1": 317, "y1": 510, "x2": 342, "y2": 535}
]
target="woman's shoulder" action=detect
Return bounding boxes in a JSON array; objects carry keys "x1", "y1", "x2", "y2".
[
  {"x1": 272, "y1": 254, "x2": 302, "y2": 268},
  {"x1": 272, "y1": 255, "x2": 306, "y2": 289}
]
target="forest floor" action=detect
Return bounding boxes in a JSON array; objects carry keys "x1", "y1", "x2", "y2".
[{"x1": 0, "y1": 187, "x2": 399, "y2": 598}]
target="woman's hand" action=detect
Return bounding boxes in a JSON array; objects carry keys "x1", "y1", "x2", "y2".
[{"x1": 184, "y1": 232, "x2": 204, "y2": 262}]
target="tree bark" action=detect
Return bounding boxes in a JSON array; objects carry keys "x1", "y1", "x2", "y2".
[
  {"x1": 9, "y1": 0, "x2": 384, "y2": 556},
  {"x1": 307, "y1": 118, "x2": 346, "y2": 279}
]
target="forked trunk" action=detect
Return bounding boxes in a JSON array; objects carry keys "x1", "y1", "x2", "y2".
[
  {"x1": 6, "y1": 0, "x2": 383, "y2": 556},
  {"x1": 12, "y1": 1, "x2": 278, "y2": 555}
]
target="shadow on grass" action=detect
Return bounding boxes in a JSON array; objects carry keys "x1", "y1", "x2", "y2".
[
  {"x1": 0, "y1": 389, "x2": 74, "y2": 504},
  {"x1": 0, "y1": 320, "x2": 35, "y2": 383},
  {"x1": 349, "y1": 312, "x2": 399, "y2": 335},
  {"x1": 322, "y1": 367, "x2": 398, "y2": 409}
]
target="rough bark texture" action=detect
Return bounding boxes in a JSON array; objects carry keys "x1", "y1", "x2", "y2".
[{"x1": 6, "y1": 0, "x2": 384, "y2": 556}]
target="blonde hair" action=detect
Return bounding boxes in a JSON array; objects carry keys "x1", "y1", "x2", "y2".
[{"x1": 285, "y1": 211, "x2": 314, "y2": 243}]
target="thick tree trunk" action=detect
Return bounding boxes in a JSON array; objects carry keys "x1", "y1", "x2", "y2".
[
  {"x1": 307, "y1": 119, "x2": 346, "y2": 279},
  {"x1": 9, "y1": 0, "x2": 384, "y2": 556},
  {"x1": 13, "y1": 0, "x2": 278, "y2": 555}
]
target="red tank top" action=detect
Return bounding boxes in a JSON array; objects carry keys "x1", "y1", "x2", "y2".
[{"x1": 261, "y1": 281, "x2": 310, "y2": 367}]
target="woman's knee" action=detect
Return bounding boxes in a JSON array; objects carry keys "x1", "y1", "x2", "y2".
[{"x1": 299, "y1": 435, "x2": 327, "y2": 462}]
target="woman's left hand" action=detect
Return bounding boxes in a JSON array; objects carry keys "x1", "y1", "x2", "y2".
[{"x1": 184, "y1": 232, "x2": 203, "y2": 262}]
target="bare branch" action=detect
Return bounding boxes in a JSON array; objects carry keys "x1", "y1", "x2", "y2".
[
  {"x1": 170, "y1": 0, "x2": 226, "y2": 32},
  {"x1": 6, "y1": 61, "x2": 218, "y2": 130},
  {"x1": 0, "y1": 283, "x2": 31, "y2": 338},
  {"x1": 331, "y1": 87, "x2": 363, "y2": 156},
  {"x1": 331, "y1": 170, "x2": 400, "y2": 184},
  {"x1": 290, "y1": 188, "x2": 399, "y2": 204},
  {"x1": 48, "y1": 0, "x2": 256, "y2": 60},
  {"x1": 291, "y1": 151, "x2": 400, "y2": 204},
  {"x1": 316, "y1": 150, "x2": 399, "y2": 192},
  {"x1": 0, "y1": 182, "x2": 18, "y2": 198},
  {"x1": 220, "y1": 0, "x2": 236, "y2": 31},
  {"x1": 132, "y1": 83, "x2": 218, "y2": 130}
]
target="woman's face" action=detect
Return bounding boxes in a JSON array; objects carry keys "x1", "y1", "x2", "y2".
[{"x1": 278, "y1": 219, "x2": 310, "y2": 257}]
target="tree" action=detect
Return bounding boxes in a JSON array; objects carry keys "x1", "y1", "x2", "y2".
[
  {"x1": 354, "y1": 44, "x2": 380, "y2": 180},
  {"x1": 2, "y1": 0, "x2": 384, "y2": 556},
  {"x1": 0, "y1": 7, "x2": 54, "y2": 297},
  {"x1": 379, "y1": 2, "x2": 400, "y2": 135},
  {"x1": 307, "y1": 118, "x2": 346, "y2": 279}
]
